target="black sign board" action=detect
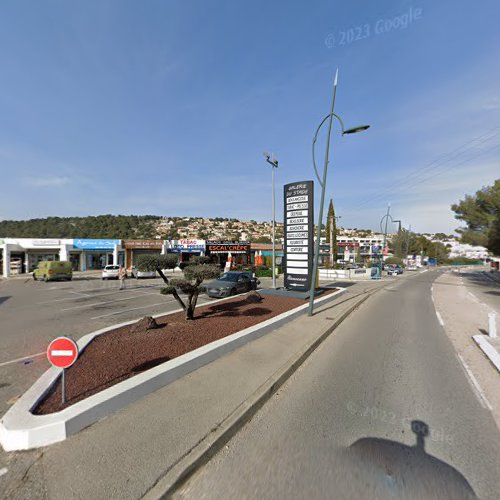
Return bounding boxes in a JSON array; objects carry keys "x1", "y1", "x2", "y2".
[
  {"x1": 206, "y1": 241, "x2": 250, "y2": 254},
  {"x1": 284, "y1": 181, "x2": 314, "y2": 291}
]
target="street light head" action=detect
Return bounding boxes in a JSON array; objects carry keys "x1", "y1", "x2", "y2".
[
  {"x1": 263, "y1": 151, "x2": 278, "y2": 167},
  {"x1": 342, "y1": 124, "x2": 370, "y2": 135}
]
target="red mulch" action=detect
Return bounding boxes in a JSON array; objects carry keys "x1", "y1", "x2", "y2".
[{"x1": 33, "y1": 293, "x2": 322, "y2": 415}]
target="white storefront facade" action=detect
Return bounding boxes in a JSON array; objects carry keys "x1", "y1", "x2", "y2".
[{"x1": 0, "y1": 238, "x2": 74, "y2": 277}]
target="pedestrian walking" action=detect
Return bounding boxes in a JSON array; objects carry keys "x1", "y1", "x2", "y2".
[{"x1": 118, "y1": 265, "x2": 127, "y2": 290}]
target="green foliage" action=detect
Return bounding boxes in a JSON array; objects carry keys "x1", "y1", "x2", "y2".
[
  {"x1": 161, "y1": 264, "x2": 220, "y2": 320},
  {"x1": 451, "y1": 179, "x2": 500, "y2": 250},
  {"x1": 391, "y1": 229, "x2": 419, "y2": 258},
  {"x1": 486, "y1": 212, "x2": 500, "y2": 256},
  {"x1": 183, "y1": 264, "x2": 220, "y2": 282},
  {"x1": 0, "y1": 215, "x2": 160, "y2": 239},
  {"x1": 255, "y1": 268, "x2": 273, "y2": 277},
  {"x1": 384, "y1": 257, "x2": 404, "y2": 266},
  {"x1": 137, "y1": 254, "x2": 178, "y2": 272}
]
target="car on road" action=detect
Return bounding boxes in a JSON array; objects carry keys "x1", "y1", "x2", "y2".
[
  {"x1": 33, "y1": 261, "x2": 73, "y2": 282},
  {"x1": 407, "y1": 265, "x2": 418, "y2": 271},
  {"x1": 386, "y1": 264, "x2": 404, "y2": 275},
  {"x1": 205, "y1": 271, "x2": 258, "y2": 298},
  {"x1": 102, "y1": 265, "x2": 120, "y2": 280},
  {"x1": 131, "y1": 266, "x2": 157, "y2": 279}
]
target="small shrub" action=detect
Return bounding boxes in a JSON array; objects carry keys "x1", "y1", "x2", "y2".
[{"x1": 255, "y1": 268, "x2": 273, "y2": 278}]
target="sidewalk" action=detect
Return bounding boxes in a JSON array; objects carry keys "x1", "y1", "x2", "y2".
[
  {"x1": 0, "y1": 283, "x2": 379, "y2": 500},
  {"x1": 432, "y1": 272, "x2": 500, "y2": 429}
]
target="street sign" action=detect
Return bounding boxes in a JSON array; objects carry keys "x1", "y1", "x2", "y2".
[
  {"x1": 47, "y1": 337, "x2": 79, "y2": 369},
  {"x1": 284, "y1": 181, "x2": 314, "y2": 291}
]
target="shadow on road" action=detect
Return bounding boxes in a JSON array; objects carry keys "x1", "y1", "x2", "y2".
[
  {"x1": 0, "y1": 296, "x2": 10, "y2": 306},
  {"x1": 347, "y1": 420, "x2": 476, "y2": 499}
]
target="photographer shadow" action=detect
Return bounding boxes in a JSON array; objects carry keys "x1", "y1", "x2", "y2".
[{"x1": 347, "y1": 420, "x2": 476, "y2": 499}]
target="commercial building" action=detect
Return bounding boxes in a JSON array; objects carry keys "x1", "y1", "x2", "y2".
[
  {"x1": 0, "y1": 238, "x2": 74, "y2": 277},
  {"x1": 335, "y1": 236, "x2": 385, "y2": 262},
  {"x1": 166, "y1": 239, "x2": 205, "y2": 263},
  {"x1": 205, "y1": 240, "x2": 251, "y2": 267},
  {"x1": 124, "y1": 239, "x2": 165, "y2": 270},
  {"x1": 71, "y1": 239, "x2": 123, "y2": 271}
]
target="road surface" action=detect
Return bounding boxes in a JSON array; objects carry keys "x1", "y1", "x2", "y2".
[{"x1": 176, "y1": 269, "x2": 500, "y2": 500}]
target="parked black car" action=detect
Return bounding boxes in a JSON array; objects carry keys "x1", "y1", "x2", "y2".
[{"x1": 205, "y1": 272, "x2": 259, "y2": 298}]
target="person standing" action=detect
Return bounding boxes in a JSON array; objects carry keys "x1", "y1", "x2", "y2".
[{"x1": 118, "y1": 265, "x2": 127, "y2": 290}]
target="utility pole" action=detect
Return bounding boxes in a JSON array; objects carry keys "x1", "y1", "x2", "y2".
[
  {"x1": 404, "y1": 224, "x2": 412, "y2": 259},
  {"x1": 380, "y1": 204, "x2": 391, "y2": 271},
  {"x1": 264, "y1": 153, "x2": 279, "y2": 288}
]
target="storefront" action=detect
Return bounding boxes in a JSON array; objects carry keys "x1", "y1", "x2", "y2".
[
  {"x1": 205, "y1": 240, "x2": 251, "y2": 268},
  {"x1": 250, "y1": 243, "x2": 284, "y2": 266},
  {"x1": 72, "y1": 239, "x2": 122, "y2": 271},
  {"x1": 167, "y1": 239, "x2": 205, "y2": 263},
  {"x1": 124, "y1": 239, "x2": 165, "y2": 270},
  {"x1": 0, "y1": 238, "x2": 72, "y2": 276}
]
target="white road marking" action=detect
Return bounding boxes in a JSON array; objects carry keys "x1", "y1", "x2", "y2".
[
  {"x1": 61, "y1": 292, "x2": 158, "y2": 312},
  {"x1": 457, "y1": 354, "x2": 492, "y2": 410},
  {"x1": 37, "y1": 287, "x2": 160, "y2": 305},
  {"x1": 0, "y1": 467, "x2": 8, "y2": 477},
  {"x1": 90, "y1": 302, "x2": 172, "y2": 320},
  {"x1": 436, "y1": 311, "x2": 444, "y2": 326},
  {"x1": 50, "y1": 350, "x2": 73, "y2": 356},
  {"x1": 0, "y1": 352, "x2": 45, "y2": 368},
  {"x1": 89, "y1": 296, "x2": 214, "y2": 320},
  {"x1": 467, "y1": 291, "x2": 480, "y2": 303}
]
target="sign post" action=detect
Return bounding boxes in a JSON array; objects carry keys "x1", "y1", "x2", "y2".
[
  {"x1": 47, "y1": 337, "x2": 79, "y2": 405},
  {"x1": 283, "y1": 181, "x2": 314, "y2": 292}
]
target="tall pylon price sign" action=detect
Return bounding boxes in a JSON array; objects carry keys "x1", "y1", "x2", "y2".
[{"x1": 284, "y1": 181, "x2": 314, "y2": 291}]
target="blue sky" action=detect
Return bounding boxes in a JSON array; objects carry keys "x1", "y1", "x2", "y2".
[{"x1": 1, "y1": 0, "x2": 499, "y2": 234}]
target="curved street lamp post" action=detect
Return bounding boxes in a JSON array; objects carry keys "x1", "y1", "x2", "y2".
[{"x1": 308, "y1": 70, "x2": 370, "y2": 316}]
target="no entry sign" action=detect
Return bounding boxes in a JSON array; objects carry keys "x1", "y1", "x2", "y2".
[{"x1": 47, "y1": 337, "x2": 79, "y2": 369}]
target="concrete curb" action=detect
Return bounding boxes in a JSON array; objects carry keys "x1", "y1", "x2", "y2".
[
  {"x1": 0, "y1": 288, "x2": 345, "y2": 451},
  {"x1": 142, "y1": 288, "x2": 379, "y2": 500},
  {"x1": 473, "y1": 335, "x2": 500, "y2": 373}
]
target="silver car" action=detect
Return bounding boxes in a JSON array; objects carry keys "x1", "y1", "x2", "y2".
[{"x1": 131, "y1": 266, "x2": 157, "y2": 279}]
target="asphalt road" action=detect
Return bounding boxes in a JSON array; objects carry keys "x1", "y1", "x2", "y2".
[{"x1": 176, "y1": 269, "x2": 500, "y2": 500}]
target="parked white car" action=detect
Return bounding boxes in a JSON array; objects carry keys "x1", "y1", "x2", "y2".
[
  {"x1": 102, "y1": 265, "x2": 120, "y2": 280},
  {"x1": 131, "y1": 266, "x2": 157, "y2": 279}
]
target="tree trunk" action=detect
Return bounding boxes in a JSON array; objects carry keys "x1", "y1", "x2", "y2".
[
  {"x1": 171, "y1": 288, "x2": 186, "y2": 311},
  {"x1": 185, "y1": 304, "x2": 194, "y2": 320},
  {"x1": 156, "y1": 267, "x2": 169, "y2": 284},
  {"x1": 185, "y1": 288, "x2": 200, "y2": 320}
]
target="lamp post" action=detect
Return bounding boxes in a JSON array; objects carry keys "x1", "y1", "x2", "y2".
[
  {"x1": 264, "y1": 152, "x2": 279, "y2": 289},
  {"x1": 307, "y1": 70, "x2": 370, "y2": 316}
]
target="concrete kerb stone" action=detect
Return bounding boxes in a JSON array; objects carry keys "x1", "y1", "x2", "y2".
[
  {"x1": 0, "y1": 288, "x2": 346, "y2": 452},
  {"x1": 142, "y1": 288, "x2": 380, "y2": 500},
  {"x1": 473, "y1": 335, "x2": 500, "y2": 373}
]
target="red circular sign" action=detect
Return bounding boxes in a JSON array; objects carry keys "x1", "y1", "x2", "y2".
[{"x1": 47, "y1": 337, "x2": 79, "y2": 369}]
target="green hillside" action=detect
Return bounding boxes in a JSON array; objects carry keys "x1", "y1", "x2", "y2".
[{"x1": 0, "y1": 215, "x2": 160, "y2": 239}]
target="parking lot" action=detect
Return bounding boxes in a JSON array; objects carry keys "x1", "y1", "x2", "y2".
[
  {"x1": 0, "y1": 272, "x2": 222, "y2": 415},
  {"x1": 0, "y1": 271, "x2": 290, "y2": 416}
]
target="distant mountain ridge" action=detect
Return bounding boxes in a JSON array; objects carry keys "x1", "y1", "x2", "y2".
[{"x1": 0, "y1": 215, "x2": 160, "y2": 239}]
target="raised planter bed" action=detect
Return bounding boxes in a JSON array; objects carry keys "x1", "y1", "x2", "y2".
[
  {"x1": 34, "y1": 293, "x2": 307, "y2": 414},
  {"x1": 0, "y1": 287, "x2": 345, "y2": 451}
]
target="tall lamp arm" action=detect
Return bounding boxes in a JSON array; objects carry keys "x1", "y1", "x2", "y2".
[{"x1": 312, "y1": 113, "x2": 345, "y2": 187}]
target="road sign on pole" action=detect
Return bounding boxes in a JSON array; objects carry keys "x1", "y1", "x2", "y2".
[
  {"x1": 47, "y1": 337, "x2": 79, "y2": 405},
  {"x1": 47, "y1": 337, "x2": 79, "y2": 369}
]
